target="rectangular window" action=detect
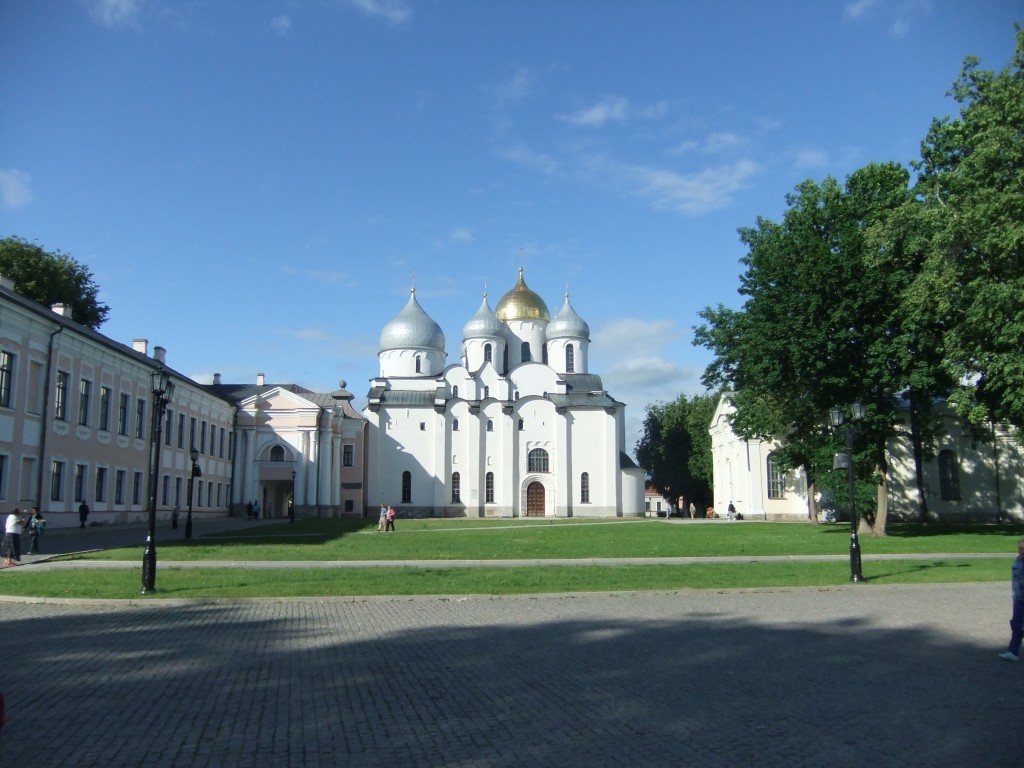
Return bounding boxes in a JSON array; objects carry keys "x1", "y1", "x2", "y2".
[
  {"x1": 343, "y1": 444, "x2": 354, "y2": 467},
  {"x1": 135, "y1": 398, "x2": 146, "y2": 439},
  {"x1": 115, "y1": 470, "x2": 126, "y2": 504},
  {"x1": 99, "y1": 386, "x2": 112, "y2": 431},
  {"x1": 132, "y1": 471, "x2": 143, "y2": 505},
  {"x1": 485, "y1": 472, "x2": 494, "y2": 504},
  {"x1": 767, "y1": 454, "x2": 786, "y2": 500},
  {"x1": 118, "y1": 393, "x2": 130, "y2": 435},
  {"x1": 95, "y1": 467, "x2": 107, "y2": 502},
  {"x1": 175, "y1": 476, "x2": 183, "y2": 507},
  {"x1": 55, "y1": 370, "x2": 69, "y2": 420},
  {"x1": 201, "y1": 421, "x2": 207, "y2": 453},
  {"x1": 219, "y1": 427, "x2": 225, "y2": 458},
  {"x1": 165, "y1": 409, "x2": 173, "y2": 446},
  {"x1": 50, "y1": 460, "x2": 65, "y2": 501},
  {"x1": 210, "y1": 425, "x2": 216, "y2": 455},
  {"x1": 190, "y1": 417, "x2": 197, "y2": 450},
  {"x1": 0, "y1": 350, "x2": 14, "y2": 408},
  {"x1": 178, "y1": 413, "x2": 185, "y2": 449},
  {"x1": 75, "y1": 464, "x2": 87, "y2": 503},
  {"x1": 27, "y1": 359, "x2": 44, "y2": 414},
  {"x1": 78, "y1": 379, "x2": 92, "y2": 426},
  {"x1": 162, "y1": 474, "x2": 171, "y2": 506},
  {"x1": 344, "y1": 499, "x2": 354, "y2": 513}
]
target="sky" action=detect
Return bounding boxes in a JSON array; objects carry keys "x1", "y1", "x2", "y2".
[{"x1": 1, "y1": 0, "x2": 1020, "y2": 453}]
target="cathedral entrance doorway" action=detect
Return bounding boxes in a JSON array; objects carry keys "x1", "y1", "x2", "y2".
[{"x1": 526, "y1": 481, "x2": 545, "y2": 517}]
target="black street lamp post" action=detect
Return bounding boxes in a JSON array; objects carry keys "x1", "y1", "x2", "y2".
[
  {"x1": 141, "y1": 368, "x2": 175, "y2": 594},
  {"x1": 830, "y1": 402, "x2": 867, "y2": 583},
  {"x1": 185, "y1": 447, "x2": 200, "y2": 540}
]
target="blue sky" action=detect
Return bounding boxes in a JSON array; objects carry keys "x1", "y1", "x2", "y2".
[{"x1": 1, "y1": 0, "x2": 1019, "y2": 450}]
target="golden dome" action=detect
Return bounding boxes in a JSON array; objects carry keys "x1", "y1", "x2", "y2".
[{"x1": 495, "y1": 268, "x2": 550, "y2": 322}]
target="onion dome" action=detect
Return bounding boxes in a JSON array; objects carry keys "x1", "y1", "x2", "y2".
[
  {"x1": 495, "y1": 268, "x2": 550, "y2": 322},
  {"x1": 379, "y1": 289, "x2": 445, "y2": 352},
  {"x1": 462, "y1": 292, "x2": 504, "y2": 339},
  {"x1": 546, "y1": 292, "x2": 590, "y2": 340}
]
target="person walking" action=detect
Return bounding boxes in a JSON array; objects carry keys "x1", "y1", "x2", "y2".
[
  {"x1": 28, "y1": 507, "x2": 45, "y2": 555},
  {"x1": 78, "y1": 500, "x2": 90, "y2": 528},
  {"x1": 385, "y1": 505, "x2": 396, "y2": 532},
  {"x1": 2, "y1": 509, "x2": 23, "y2": 566},
  {"x1": 378, "y1": 503, "x2": 387, "y2": 532},
  {"x1": 171, "y1": 504, "x2": 180, "y2": 530},
  {"x1": 999, "y1": 538, "x2": 1024, "y2": 661}
]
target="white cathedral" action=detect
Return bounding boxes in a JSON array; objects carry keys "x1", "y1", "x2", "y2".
[{"x1": 363, "y1": 269, "x2": 645, "y2": 518}]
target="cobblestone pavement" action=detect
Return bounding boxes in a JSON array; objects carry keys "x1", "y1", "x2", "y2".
[{"x1": 1, "y1": 583, "x2": 1019, "y2": 767}]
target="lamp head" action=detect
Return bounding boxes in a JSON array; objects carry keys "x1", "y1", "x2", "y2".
[
  {"x1": 829, "y1": 406, "x2": 844, "y2": 428},
  {"x1": 190, "y1": 448, "x2": 199, "y2": 462}
]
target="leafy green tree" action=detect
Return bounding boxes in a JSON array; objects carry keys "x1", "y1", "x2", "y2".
[
  {"x1": 0, "y1": 236, "x2": 109, "y2": 330},
  {"x1": 914, "y1": 27, "x2": 1024, "y2": 431},
  {"x1": 636, "y1": 393, "x2": 716, "y2": 512},
  {"x1": 696, "y1": 163, "x2": 950, "y2": 535}
]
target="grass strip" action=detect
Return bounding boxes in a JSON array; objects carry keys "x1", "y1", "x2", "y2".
[{"x1": 0, "y1": 558, "x2": 1007, "y2": 600}]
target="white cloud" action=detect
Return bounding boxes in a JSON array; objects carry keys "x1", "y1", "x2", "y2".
[
  {"x1": 346, "y1": 0, "x2": 412, "y2": 25},
  {"x1": 449, "y1": 227, "x2": 474, "y2": 244},
  {"x1": 557, "y1": 95, "x2": 630, "y2": 127},
  {"x1": 287, "y1": 328, "x2": 334, "y2": 342},
  {"x1": 0, "y1": 169, "x2": 33, "y2": 209},
  {"x1": 87, "y1": 0, "x2": 141, "y2": 28},
  {"x1": 844, "y1": 0, "x2": 880, "y2": 20},
  {"x1": 793, "y1": 147, "x2": 830, "y2": 169},
  {"x1": 594, "y1": 318, "x2": 685, "y2": 357},
  {"x1": 671, "y1": 132, "x2": 748, "y2": 157},
  {"x1": 498, "y1": 142, "x2": 560, "y2": 175},
  {"x1": 594, "y1": 156, "x2": 759, "y2": 217},
  {"x1": 491, "y1": 67, "x2": 535, "y2": 107},
  {"x1": 271, "y1": 15, "x2": 292, "y2": 35}
]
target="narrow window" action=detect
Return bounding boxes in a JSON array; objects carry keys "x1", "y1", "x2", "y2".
[
  {"x1": 767, "y1": 452, "x2": 786, "y2": 499},
  {"x1": 484, "y1": 344, "x2": 492, "y2": 363},
  {"x1": 55, "y1": 371, "x2": 69, "y2": 420},
  {"x1": 135, "y1": 398, "x2": 146, "y2": 439},
  {"x1": 270, "y1": 445, "x2": 284, "y2": 462},
  {"x1": 938, "y1": 450, "x2": 961, "y2": 501},
  {"x1": 484, "y1": 386, "x2": 489, "y2": 398},
  {"x1": 486, "y1": 419, "x2": 493, "y2": 432},
  {"x1": 75, "y1": 464, "x2": 87, "y2": 503},
  {"x1": 0, "y1": 351, "x2": 14, "y2": 408},
  {"x1": 115, "y1": 470, "x2": 126, "y2": 504},
  {"x1": 485, "y1": 471, "x2": 494, "y2": 503},
  {"x1": 521, "y1": 341, "x2": 531, "y2": 362},
  {"x1": 95, "y1": 467, "x2": 107, "y2": 502},
  {"x1": 164, "y1": 409, "x2": 173, "y2": 446},
  {"x1": 566, "y1": 344, "x2": 575, "y2": 373},
  {"x1": 452, "y1": 385, "x2": 459, "y2": 398},
  {"x1": 50, "y1": 460, "x2": 65, "y2": 501},
  {"x1": 78, "y1": 379, "x2": 91, "y2": 426},
  {"x1": 99, "y1": 386, "x2": 112, "y2": 431},
  {"x1": 451, "y1": 472, "x2": 461, "y2": 503},
  {"x1": 452, "y1": 418, "x2": 459, "y2": 432},
  {"x1": 178, "y1": 413, "x2": 185, "y2": 449},
  {"x1": 415, "y1": 355, "x2": 422, "y2": 373},
  {"x1": 518, "y1": 418, "x2": 524, "y2": 431},
  {"x1": 343, "y1": 444, "x2": 354, "y2": 467},
  {"x1": 401, "y1": 471, "x2": 412, "y2": 503},
  {"x1": 581, "y1": 471, "x2": 590, "y2": 503},
  {"x1": 118, "y1": 393, "x2": 129, "y2": 435},
  {"x1": 133, "y1": 471, "x2": 143, "y2": 504}
]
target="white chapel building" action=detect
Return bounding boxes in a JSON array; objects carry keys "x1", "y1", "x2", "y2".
[{"x1": 363, "y1": 269, "x2": 644, "y2": 518}]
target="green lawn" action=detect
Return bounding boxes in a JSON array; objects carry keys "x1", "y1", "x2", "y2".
[
  {"x1": 70, "y1": 517, "x2": 1024, "y2": 561},
  {"x1": 0, "y1": 518, "x2": 1019, "y2": 599}
]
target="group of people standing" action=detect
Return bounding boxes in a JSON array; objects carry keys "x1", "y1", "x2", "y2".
[
  {"x1": 2, "y1": 508, "x2": 45, "y2": 566},
  {"x1": 378, "y1": 504, "x2": 396, "y2": 532}
]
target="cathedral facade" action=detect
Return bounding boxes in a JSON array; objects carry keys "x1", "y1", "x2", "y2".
[{"x1": 363, "y1": 269, "x2": 644, "y2": 518}]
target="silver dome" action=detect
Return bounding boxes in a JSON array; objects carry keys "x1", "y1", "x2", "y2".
[
  {"x1": 379, "y1": 289, "x2": 446, "y2": 352},
  {"x1": 462, "y1": 293, "x2": 504, "y2": 340},
  {"x1": 546, "y1": 293, "x2": 590, "y2": 341}
]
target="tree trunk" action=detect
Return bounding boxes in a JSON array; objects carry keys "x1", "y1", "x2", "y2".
[
  {"x1": 807, "y1": 478, "x2": 820, "y2": 522},
  {"x1": 908, "y1": 391, "x2": 930, "y2": 522},
  {"x1": 871, "y1": 458, "x2": 889, "y2": 537}
]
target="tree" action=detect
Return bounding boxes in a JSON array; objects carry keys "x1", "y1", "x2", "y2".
[
  {"x1": 914, "y1": 27, "x2": 1024, "y2": 432},
  {"x1": 635, "y1": 393, "x2": 716, "y2": 511},
  {"x1": 695, "y1": 163, "x2": 951, "y2": 535},
  {"x1": 0, "y1": 237, "x2": 109, "y2": 330}
]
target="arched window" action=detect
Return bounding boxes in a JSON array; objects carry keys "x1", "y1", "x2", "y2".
[
  {"x1": 518, "y1": 418, "x2": 524, "y2": 430},
  {"x1": 452, "y1": 418, "x2": 459, "y2": 432},
  {"x1": 521, "y1": 341, "x2": 531, "y2": 362},
  {"x1": 451, "y1": 472, "x2": 461, "y2": 503},
  {"x1": 938, "y1": 449, "x2": 961, "y2": 500},
  {"x1": 484, "y1": 386, "x2": 490, "y2": 399},
  {"x1": 270, "y1": 445, "x2": 284, "y2": 462},
  {"x1": 566, "y1": 344, "x2": 575, "y2": 373},
  {"x1": 486, "y1": 419, "x2": 493, "y2": 432},
  {"x1": 580, "y1": 471, "x2": 590, "y2": 503},
  {"x1": 767, "y1": 452, "x2": 785, "y2": 499},
  {"x1": 452, "y1": 385, "x2": 459, "y2": 398},
  {"x1": 415, "y1": 356, "x2": 422, "y2": 373},
  {"x1": 528, "y1": 448, "x2": 549, "y2": 473},
  {"x1": 401, "y1": 471, "x2": 411, "y2": 503},
  {"x1": 484, "y1": 343, "x2": 492, "y2": 363},
  {"x1": 485, "y1": 471, "x2": 494, "y2": 503}
]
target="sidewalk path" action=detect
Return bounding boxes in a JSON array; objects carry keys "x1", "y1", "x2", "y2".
[{"x1": 0, "y1": 583, "x2": 1017, "y2": 767}]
